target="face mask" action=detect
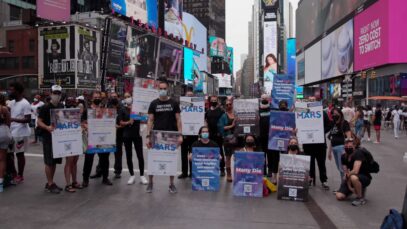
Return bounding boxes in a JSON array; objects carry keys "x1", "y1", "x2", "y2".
[
  {"x1": 246, "y1": 141, "x2": 255, "y2": 148},
  {"x1": 345, "y1": 147, "x2": 354, "y2": 155},
  {"x1": 279, "y1": 106, "x2": 288, "y2": 111},
  {"x1": 109, "y1": 98, "x2": 119, "y2": 106},
  {"x1": 33, "y1": 98, "x2": 38, "y2": 102},
  {"x1": 201, "y1": 133, "x2": 209, "y2": 139},
  {"x1": 50, "y1": 94, "x2": 61, "y2": 104},
  {"x1": 288, "y1": 145, "x2": 299, "y2": 151},
  {"x1": 159, "y1": 90, "x2": 167, "y2": 97},
  {"x1": 125, "y1": 98, "x2": 133, "y2": 106},
  {"x1": 93, "y1": 98, "x2": 101, "y2": 106},
  {"x1": 210, "y1": 102, "x2": 217, "y2": 107},
  {"x1": 333, "y1": 115, "x2": 340, "y2": 122},
  {"x1": 261, "y1": 100, "x2": 269, "y2": 105}
]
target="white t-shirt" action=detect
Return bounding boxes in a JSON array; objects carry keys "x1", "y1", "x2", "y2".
[
  {"x1": 9, "y1": 98, "x2": 32, "y2": 137},
  {"x1": 363, "y1": 110, "x2": 373, "y2": 121},
  {"x1": 342, "y1": 107, "x2": 355, "y2": 123},
  {"x1": 392, "y1": 109, "x2": 402, "y2": 122},
  {"x1": 31, "y1": 101, "x2": 44, "y2": 120}
]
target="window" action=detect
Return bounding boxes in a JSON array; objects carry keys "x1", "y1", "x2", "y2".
[
  {"x1": 29, "y1": 39, "x2": 35, "y2": 52},
  {"x1": 22, "y1": 56, "x2": 35, "y2": 69},
  {"x1": 1, "y1": 57, "x2": 19, "y2": 69},
  {"x1": 8, "y1": 40, "x2": 15, "y2": 52},
  {"x1": 9, "y1": 5, "x2": 22, "y2": 21}
]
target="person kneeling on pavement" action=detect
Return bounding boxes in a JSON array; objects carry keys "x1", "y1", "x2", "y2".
[{"x1": 336, "y1": 136, "x2": 372, "y2": 206}]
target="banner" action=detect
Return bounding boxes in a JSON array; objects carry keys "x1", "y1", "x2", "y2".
[
  {"x1": 76, "y1": 26, "x2": 100, "y2": 88},
  {"x1": 51, "y1": 108, "x2": 83, "y2": 158},
  {"x1": 278, "y1": 154, "x2": 311, "y2": 202},
  {"x1": 234, "y1": 99, "x2": 260, "y2": 136},
  {"x1": 180, "y1": 97, "x2": 205, "y2": 136},
  {"x1": 106, "y1": 22, "x2": 127, "y2": 75},
  {"x1": 192, "y1": 147, "x2": 220, "y2": 191},
  {"x1": 295, "y1": 102, "x2": 325, "y2": 144},
  {"x1": 157, "y1": 40, "x2": 183, "y2": 82},
  {"x1": 131, "y1": 86, "x2": 158, "y2": 121},
  {"x1": 87, "y1": 108, "x2": 117, "y2": 153},
  {"x1": 263, "y1": 20, "x2": 278, "y2": 92},
  {"x1": 233, "y1": 151, "x2": 264, "y2": 198},
  {"x1": 147, "y1": 131, "x2": 181, "y2": 176},
  {"x1": 271, "y1": 74, "x2": 296, "y2": 110},
  {"x1": 268, "y1": 111, "x2": 296, "y2": 151},
  {"x1": 37, "y1": 0, "x2": 71, "y2": 22}
]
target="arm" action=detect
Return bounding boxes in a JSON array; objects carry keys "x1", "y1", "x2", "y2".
[
  {"x1": 37, "y1": 117, "x2": 53, "y2": 133},
  {"x1": 146, "y1": 114, "x2": 154, "y2": 148},
  {"x1": 176, "y1": 113, "x2": 183, "y2": 145},
  {"x1": 2, "y1": 107, "x2": 11, "y2": 126},
  {"x1": 349, "y1": 160, "x2": 362, "y2": 176},
  {"x1": 11, "y1": 114, "x2": 31, "y2": 124}
]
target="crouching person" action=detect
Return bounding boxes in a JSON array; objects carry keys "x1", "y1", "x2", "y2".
[{"x1": 336, "y1": 136, "x2": 372, "y2": 206}]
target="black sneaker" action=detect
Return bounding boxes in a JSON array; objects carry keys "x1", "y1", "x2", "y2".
[
  {"x1": 102, "y1": 179, "x2": 113, "y2": 186},
  {"x1": 46, "y1": 183, "x2": 61, "y2": 194},
  {"x1": 114, "y1": 173, "x2": 121, "y2": 179},
  {"x1": 178, "y1": 174, "x2": 188, "y2": 179},
  {"x1": 55, "y1": 184, "x2": 63, "y2": 191},
  {"x1": 220, "y1": 170, "x2": 226, "y2": 177},
  {"x1": 90, "y1": 173, "x2": 102, "y2": 179}
]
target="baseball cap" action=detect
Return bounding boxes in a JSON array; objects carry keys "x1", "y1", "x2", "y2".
[{"x1": 51, "y1": 85, "x2": 62, "y2": 92}]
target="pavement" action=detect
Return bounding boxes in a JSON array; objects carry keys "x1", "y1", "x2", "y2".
[{"x1": 0, "y1": 127, "x2": 406, "y2": 229}]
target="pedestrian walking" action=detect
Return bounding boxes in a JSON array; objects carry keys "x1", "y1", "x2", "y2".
[
  {"x1": 355, "y1": 106, "x2": 364, "y2": 139},
  {"x1": 391, "y1": 105, "x2": 402, "y2": 139},
  {"x1": 0, "y1": 94, "x2": 11, "y2": 192},
  {"x1": 30, "y1": 95, "x2": 44, "y2": 144},
  {"x1": 372, "y1": 104, "x2": 383, "y2": 143},
  {"x1": 362, "y1": 105, "x2": 372, "y2": 141}
]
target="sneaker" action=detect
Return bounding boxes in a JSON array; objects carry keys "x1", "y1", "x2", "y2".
[
  {"x1": 322, "y1": 182, "x2": 330, "y2": 190},
  {"x1": 55, "y1": 184, "x2": 63, "y2": 191},
  {"x1": 46, "y1": 183, "x2": 61, "y2": 194},
  {"x1": 169, "y1": 184, "x2": 177, "y2": 194},
  {"x1": 127, "y1": 176, "x2": 136, "y2": 185},
  {"x1": 367, "y1": 138, "x2": 371, "y2": 142},
  {"x1": 220, "y1": 170, "x2": 226, "y2": 177},
  {"x1": 14, "y1": 175, "x2": 24, "y2": 184},
  {"x1": 177, "y1": 174, "x2": 188, "y2": 179},
  {"x1": 114, "y1": 173, "x2": 121, "y2": 179},
  {"x1": 140, "y1": 176, "x2": 148, "y2": 185},
  {"x1": 373, "y1": 141, "x2": 380, "y2": 144},
  {"x1": 102, "y1": 179, "x2": 113, "y2": 186},
  {"x1": 90, "y1": 173, "x2": 102, "y2": 179},
  {"x1": 352, "y1": 198, "x2": 366, "y2": 206},
  {"x1": 146, "y1": 183, "x2": 153, "y2": 193}
]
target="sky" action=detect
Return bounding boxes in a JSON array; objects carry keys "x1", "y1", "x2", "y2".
[{"x1": 226, "y1": 0, "x2": 300, "y2": 74}]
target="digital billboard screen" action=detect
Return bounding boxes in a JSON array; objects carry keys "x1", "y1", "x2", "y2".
[
  {"x1": 111, "y1": 0, "x2": 158, "y2": 28},
  {"x1": 287, "y1": 38, "x2": 296, "y2": 76},
  {"x1": 37, "y1": 0, "x2": 71, "y2": 22},
  {"x1": 209, "y1": 36, "x2": 227, "y2": 58},
  {"x1": 106, "y1": 21, "x2": 127, "y2": 76},
  {"x1": 164, "y1": 0, "x2": 183, "y2": 38},
  {"x1": 263, "y1": 20, "x2": 277, "y2": 94},
  {"x1": 157, "y1": 40, "x2": 183, "y2": 82},
  {"x1": 182, "y1": 12, "x2": 207, "y2": 55}
]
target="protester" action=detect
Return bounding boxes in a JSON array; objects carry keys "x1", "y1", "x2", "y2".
[
  {"x1": 240, "y1": 134, "x2": 257, "y2": 153},
  {"x1": 119, "y1": 95, "x2": 148, "y2": 185},
  {"x1": 190, "y1": 126, "x2": 219, "y2": 159},
  {"x1": 391, "y1": 105, "x2": 402, "y2": 139},
  {"x1": 372, "y1": 104, "x2": 382, "y2": 144},
  {"x1": 30, "y1": 95, "x2": 44, "y2": 144},
  {"x1": 205, "y1": 95, "x2": 226, "y2": 176},
  {"x1": 328, "y1": 108, "x2": 352, "y2": 179},
  {"x1": 179, "y1": 90, "x2": 198, "y2": 179},
  {"x1": 0, "y1": 94, "x2": 11, "y2": 192},
  {"x1": 37, "y1": 85, "x2": 64, "y2": 194},
  {"x1": 362, "y1": 105, "x2": 372, "y2": 141},
  {"x1": 8, "y1": 82, "x2": 31, "y2": 184},
  {"x1": 217, "y1": 99, "x2": 236, "y2": 182},
  {"x1": 286, "y1": 137, "x2": 300, "y2": 155},
  {"x1": 110, "y1": 92, "x2": 125, "y2": 179},
  {"x1": 336, "y1": 137, "x2": 372, "y2": 207},
  {"x1": 355, "y1": 106, "x2": 364, "y2": 139},
  {"x1": 146, "y1": 81, "x2": 183, "y2": 193},
  {"x1": 82, "y1": 91, "x2": 112, "y2": 187},
  {"x1": 259, "y1": 94, "x2": 272, "y2": 177}
]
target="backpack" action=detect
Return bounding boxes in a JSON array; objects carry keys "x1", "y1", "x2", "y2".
[
  {"x1": 359, "y1": 147, "x2": 380, "y2": 173},
  {"x1": 380, "y1": 209, "x2": 404, "y2": 229}
]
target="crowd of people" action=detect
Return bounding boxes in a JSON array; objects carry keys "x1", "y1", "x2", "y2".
[{"x1": 0, "y1": 81, "x2": 403, "y2": 207}]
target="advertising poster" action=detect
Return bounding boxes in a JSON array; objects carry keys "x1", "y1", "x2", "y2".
[
  {"x1": 76, "y1": 26, "x2": 100, "y2": 88},
  {"x1": 234, "y1": 99, "x2": 260, "y2": 136},
  {"x1": 111, "y1": 0, "x2": 148, "y2": 24},
  {"x1": 157, "y1": 40, "x2": 183, "y2": 82},
  {"x1": 227, "y1": 47, "x2": 234, "y2": 74},
  {"x1": 322, "y1": 19, "x2": 354, "y2": 80},
  {"x1": 268, "y1": 111, "x2": 296, "y2": 151},
  {"x1": 278, "y1": 154, "x2": 311, "y2": 202},
  {"x1": 131, "y1": 85, "x2": 159, "y2": 121},
  {"x1": 39, "y1": 26, "x2": 76, "y2": 88},
  {"x1": 209, "y1": 36, "x2": 227, "y2": 58},
  {"x1": 164, "y1": 0, "x2": 183, "y2": 38},
  {"x1": 287, "y1": 38, "x2": 296, "y2": 76},
  {"x1": 148, "y1": 131, "x2": 181, "y2": 176},
  {"x1": 184, "y1": 48, "x2": 206, "y2": 92},
  {"x1": 106, "y1": 22, "x2": 127, "y2": 76},
  {"x1": 295, "y1": 102, "x2": 325, "y2": 144},
  {"x1": 271, "y1": 74, "x2": 296, "y2": 110},
  {"x1": 263, "y1": 21, "x2": 278, "y2": 81},
  {"x1": 51, "y1": 108, "x2": 83, "y2": 158},
  {"x1": 180, "y1": 97, "x2": 205, "y2": 136},
  {"x1": 233, "y1": 151, "x2": 264, "y2": 198},
  {"x1": 37, "y1": 0, "x2": 71, "y2": 22},
  {"x1": 182, "y1": 12, "x2": 207, "y2": 55},
  {"x1": 192, "y1": 147, "x2": 220, "y2": 192},
  {"x1": 213, "y1": 73, "x2": 232, "y2": 88},
  {"x1": 87, "y1": 108, "x2": 117, "y2": 154}
]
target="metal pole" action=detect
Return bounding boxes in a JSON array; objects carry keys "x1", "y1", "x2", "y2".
[{"x1": 366, "y1": 74, "x2": 369, "y2": 106}]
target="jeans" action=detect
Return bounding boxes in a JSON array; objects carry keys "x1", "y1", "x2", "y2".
[{"x1": 332, "y1": 145, "x2": 344, "y2": 178}]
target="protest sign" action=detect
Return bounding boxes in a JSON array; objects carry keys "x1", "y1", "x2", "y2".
[
  {"x1": 233, "y1": 151, "x2": 264, "y2": 197},
  {"x1": 234, "y1": 99, "x2": 260, "y2": 136},
  {"x1": 131, "y1": 86, "x2": 159, "y2": 121},
  {"x1": 271, "y1": 74, "x2": 296, "y2": 110},
  {"x1": 192, "y1": 147, "x2": 220, "y2": 191},
  {"x1": 87, "y1": 108, "x2": 117, "y2": 153},
  {"x1": 295, "y1": 101, "x2": 325, "y2": 144},
  {"x1": 278, "y1": 154, "x2": 311, "y2": 202},
  {"x1": 51, "y1": 108, "x2": 83, "y2": 158},
  {"x1": 180, "y1": 97, "x2": 205, "y2": 136},
  {"x1": 147, "y1": 131, "x2": 181, "y2": 176},
  {"x1": 268, "y1": 111, "x2": 296, "y2": 151}
]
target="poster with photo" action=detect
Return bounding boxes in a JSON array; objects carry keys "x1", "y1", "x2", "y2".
[
  {"x1": 164, "y1": 0, "x2": 183, "y2": 38},
  {"x1": 87, "y1": 108, "x2": 117, "y2": 154},
  {"x1": 148, "y1": 131, "x2": 181, "y2": 176},
  {"x1": 233, "y1": 151, "x2": 264, "y2": 198},
  {"x1": 76, "y1": 26, "x2": 100, "y2": 88},
  {"x1": 234, "y1": 99, "x2": 260, "y2": 136},
  {"x1": 106, "y1": 22, "x2": 127, "y2": 76},
  {"x1": 268, "y1": 111, "x2": 296, "y2": 151},
  {"x1": 51, "y1": 108, "x2": 83, "y2": 158},
  {"x1": 295, "y1": 102, "x2": 325, "y2": 144},
  {"x1": 180, "y1": 97, "x2": 205, "y2": 136},
  {"x1": 209, "y1": 36, "x2": 227, "y2": 58},
  {"x1": 131, "y1": 85, "x2": 159, "y2": 121},
  {"x1": 192, "y1": 147, "x2": 220, "y2": 192},
  {"x1": 157, "y1": 40, "x2": 183, "y2": 82},
  {"x1": 271, "y1": 74, "x2": 296, "y2": 110},
  {"x1": 278, "y1": 154, "x2": 311, "y2": 202}
]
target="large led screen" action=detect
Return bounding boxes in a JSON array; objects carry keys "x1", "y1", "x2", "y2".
[
  {"x1": 157, "y1": 40, "x2": 183, "y2": 82},
  {"x1": 182, "y1": 12, "x2": 207, "y2": 55},
  {"x1": 164, "y1": 0, "x2": 183, "y2": 38},
  {"x1": 209, "y1": 36, "x2": 227, "y2": 58},
  {"x1": 111, "y1": 0, "x2": 158, "y2": 28},
  {"x1": 263, "y1": 20, "x2": 278, "y2": 93},
  {"x1": 287, "y1": 38, "x2": 296, "y2": 76},
  {"x1": 305, "y1": 41, "x2": 322, "y2": 84}
]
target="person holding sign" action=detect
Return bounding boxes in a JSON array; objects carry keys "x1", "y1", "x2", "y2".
[
  {"x1": 146, "y1": 81, "x2": 183, "y2": 193},
  {"x1": 190, "y1": 126, "x2": 219, "y2": 152},
  {"x1": 37, "y1": 85, "x2": 64, "y2": 194},
  {"x1": 286, "y1": 137, "x2": 301, "y2": 155}
]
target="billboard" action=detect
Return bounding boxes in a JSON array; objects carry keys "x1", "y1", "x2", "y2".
[
  {"x1": 76, "y1": 26, "x2": 100, "y2": 88},
  {"x1": 182, "y1": 12, "x2": 207, "y2": 55},
  {"x1": 354, "y1": 0, "x2": 407, "y2": 71},
  {"x1": 263, "y1": 20, "x2": 278, "y2": 90},
  {"x1": 305, "y1": 41, "x2": 321, "y2": 84},
  {"x1": 106, "y1": 21, "x2": 127, "y2": 76},
  {"x1": 227, "y1": 47, "x2": 234, "y2": 74},
  {"x1": 287, "y1": 38, "x2": 296, "y2": 76},
  {"x1": 296, "y1": 0, "x2": 365, "y2": 51},
  {"x1": 296, "y1": 52, "x2": 305, "y2": 85},
  {"x1": 111, "y1": 0, "x2": 158, "y2": 28},
  {"x1": 209, "y1": 36, "x2": 227, "y2": 58},
  {"x1": 37, "y1": 0, "x2": 71, "y2": 22},
  {"x1": 157, "y1": 40, "x2": 183, "y2": 82},
  {"x1": 321, "y1": 19, "x2": 354, "y2": 80},
  {"x1": 213, "y1": 73, "x2": 232, "y2": 88},
  {"x1": 164, "y1": 0, "x2": 183, "y2": 38}
]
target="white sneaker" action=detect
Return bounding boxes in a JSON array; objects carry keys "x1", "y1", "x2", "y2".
[
  {"x1": 127, "y1": 176, "x2": 136, "y2": 185},
  {"x1": 140, "y1": 176, "x2": 148, "y2": 185},
  {"x1": 367, "y1": 138, "x2": 371, "y2": 142}
]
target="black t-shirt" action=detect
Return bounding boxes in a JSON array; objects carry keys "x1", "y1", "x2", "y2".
[
  {"x1": 259, "y1": 107, "x2": 271, "y2": 139},
  {"x1": 38, "y1": 103, "x2": 64, "y2": 140},
  {"x1": 148, "y1": 98, "x2": 180, "y2": 131},
  {"x1": 191, "y1": 140, "x2": 219, "y2": 148},
  {"x1": 341, "y1": 149, "x2": 372, "y2": 179},
  {"x1": 373, "y1": 110, "x2": 382, "y2": 126},
  {"x1": 329, "y1": 120, "x2": 350, "y2": 147},
  {"x1": 118, "y1": 107, "x2": 140, "y2": 139},
  {"x1": 205, "y1": 107, "x2": 224, "y2": 138}
]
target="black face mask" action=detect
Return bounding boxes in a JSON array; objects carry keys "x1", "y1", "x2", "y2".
[
  {"x1": 279, "y1": 107, "x2": 288, "y2": 111},
  {"x1": 109, "y1": 98, "x2": 119, "y2": 107},
  {"x1": 261, "y1": 100, "x2": 269, "y2": 105},
  {"x1": 345, "y1": 147, "x2": 354, "y2": 155},
  {"x1": 333, "y1": 115, "x2": 340, "y2": 122},
  {"x1": 210, "y1": 102, "x2": 217, "y2": 107},
  {"x1": 288, "y1": 145, "x2": 299, "y2": 151},
  {"x1": 93, "y1": 99, "x2": 102, "y2": 106},
  {"x1": 246, "y1": 142, "x2": 255, "y2": 148}
]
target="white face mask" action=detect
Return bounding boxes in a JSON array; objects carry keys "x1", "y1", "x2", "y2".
[
  {"x1": 125, "y1": 97, "x2": 133, "y2": 106},
  {"x1": 33, "y1": 98, "x2": 38, "y2": 102},
  {"x1": 50, "y1": 94, "x2": 61, "y2": 104},
  {"x1": 159, "y1": 89, "x2": 167, "y2": 97}
]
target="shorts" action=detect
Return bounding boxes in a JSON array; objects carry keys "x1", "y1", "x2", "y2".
[
  {"x1": 0, "y1": 125, "x2": 12, "y2": 150},
  {"x1": 42, "y1": 138, "x2": 62, "y2": 166},
  {"x1": 338, "y1": 174, "x2": 371, "y2": 197},
  {"x1": 10, "y1": 137, "x2": 29, "y2": 153},
  {"x1": 374, "y1": 125, "x2": 381, "y2": 131}
]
